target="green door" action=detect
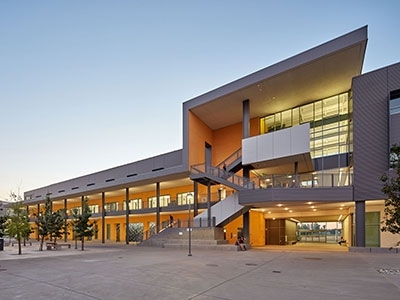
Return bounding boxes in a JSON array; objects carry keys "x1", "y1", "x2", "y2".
[
  {"x1": 107, "y1": 224, "x2": 111, "y2": 240},
  {"x1": 365, "y1": 212, "x2": 380, "y2": 247}
]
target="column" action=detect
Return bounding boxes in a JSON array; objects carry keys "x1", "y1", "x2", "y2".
[
  {"x1": 294, "y1": 161, "x2": 298, "y2": 187},
  {"x1": 156, "y1": 182, "x2": 160, "y2": 233},
  {"x1": 64, "y1": 199, "x2": 68, "y2": 242},
  {"x1": 207, "y1": 182, "x2": 211, "y2": 227},
  {"x1": 101, "y1": 192, "x2": 105, "y2": 243},
  {"x1": 193, "y1": 181, "x2": 198, "y2": 217},
  {"x1": 125, "y1": 187, "x2": 130, "y2": 244},
  {"x1": 355, "y1": 201, "x2": 366, "y2": 247},
  {"x1": 81, "y1": 196, "x2": 84, "y2": 210},
  {"x1": 243, "y1": 210, "x2": 250, "y2": 243},
  {"x1": 242, "y1": 99, "x2": 251, "y2": 179},
  {"x1": 37, "y1": 203, "x2": 40, "y2": 241}
]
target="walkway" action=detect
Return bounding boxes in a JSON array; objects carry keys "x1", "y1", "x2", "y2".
[{"x1": 254, "y1": 242, "x2": 349, "y2": 252}]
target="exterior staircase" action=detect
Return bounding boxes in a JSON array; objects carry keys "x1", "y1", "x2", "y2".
[{"x1": 140, "y1": 227, "x2": 240, "y2": 251}]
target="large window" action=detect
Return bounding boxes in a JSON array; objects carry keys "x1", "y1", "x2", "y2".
[
  {"x1": 122, "y1": 198, "x2": 142, "y2": 210},
  {"x1": 390, "y1": 89, "x2": 400, "y2": 115},
  {"x1": 104, "y1": 202, "x2": 119, "y2": 212},
  {"x1": 177, "y1": 192, "x2": 194, "y2": 205},
  {"x1": 260, "y1": 92, "x2": 351, "y2": 159},
  {"x1": 148, "y1": 195, "x2": 170, "y2": 208},
  {"x1": 88, "y1": 204, "x2": 99, "y2": 214}
]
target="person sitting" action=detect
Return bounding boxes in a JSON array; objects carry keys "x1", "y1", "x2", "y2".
[
  {"x1": 338, "y1": 236, "x2": 346, "y2": 246},
  {"x1": 235, "y1": 236, "x2": 246, "y2": 251}
]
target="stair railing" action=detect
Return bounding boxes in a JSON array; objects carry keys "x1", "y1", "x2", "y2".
[{"x1": 216, "y1": 148, "x2": 242, "y2": 169}]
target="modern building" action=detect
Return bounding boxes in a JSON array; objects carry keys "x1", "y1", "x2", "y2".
[{"x1": 23, "y1": 26, "x2": 400, "y2": 249}]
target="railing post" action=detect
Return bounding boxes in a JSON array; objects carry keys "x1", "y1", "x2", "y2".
[
  {"x1": 331, "y1": 174, "x2": 334, "y2": 187},
  {"x1": 272, "y1": 175, "x2": 275, "y2": 188}
]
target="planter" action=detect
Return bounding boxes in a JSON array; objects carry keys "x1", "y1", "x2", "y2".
[{"x1": 0, "y1": 238, "x2": 4, "y2": 251}]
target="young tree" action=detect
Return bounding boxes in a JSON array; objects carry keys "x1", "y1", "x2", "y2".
[
  {"x1": 380, "y1": 144, "x2": 400, "y2": 247},
  {"x1": 6, "y1": 201, "x2": 31, "y2": 255},
  {"x1": 71, "y1": 198, "x2": 96, "y2": 251},
  {"x1": 35, "y1": 196, "x2": 52, "y2": 251},
  {"x1": 50, "y1": 208, "x2": 68, "y2": 245}
]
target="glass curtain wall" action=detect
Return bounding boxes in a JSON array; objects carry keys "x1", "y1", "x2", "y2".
[{"x1": 260, "y1": 92, "x2": 352, "y2": 159}]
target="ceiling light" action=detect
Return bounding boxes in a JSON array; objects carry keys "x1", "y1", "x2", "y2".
[
  {"x1": 340, "y1": 204, "x2": 345, "y2": 207},
  {"x1": 268, "y1": 211, "x2": 271, "y2": 214},
  {"x1": 262, "y1": 209, "x2": 265, "y2": 212},
  {"x1": 272, "y1": 217, "x2": 276, "y2": 220},
  {"x1": 289, "y1": 210, "x2": 293, "y2": 213},
  {"x1": 307, "y1": 202, "x2": 312, "y2": 205},
  {"x1": 311, "y1": 206, "x2": 315, "y2": 209},
  {"x1": 277, "y1": 204, "x2": 283, "y2": 207},
  {"x1": 284, "y1": 207, "x2": 289, "y2": 210},
  {"x1": 340, "y1": 207, "x2": 343, "y2": 210},
  {"x1": 313, "y1": 209, "x2": 317, "y2": 212}
]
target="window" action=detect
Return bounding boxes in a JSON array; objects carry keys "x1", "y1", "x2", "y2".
[
  {"x1": 259, "y1": 92, "x2": 351, "y2": 160},
  {"x1": 104, "y1": 202, "x2": 119, "y2": 212},
  {"x1": 88, "y1": 204, "x2": 99, "y2": 214},
  {"x1": 70, "y1": 207, "x2": 82, "y2": 215},
  {"x1": 390, "y1": 97, "x2": 400, "y2": 115},
  {"x1": 123, "y1": 199, "x2": 143, "y2": 210},
  {"x1": 148, "y1": 195, "x2": 170, "y2": 208},
  {"x1": 177, "y1": 192, "x2": 194, "y2": 205}
]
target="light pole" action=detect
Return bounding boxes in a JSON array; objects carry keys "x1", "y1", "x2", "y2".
[{"x1": 187, "y1": 194, "x2": 193, "y2": 257}]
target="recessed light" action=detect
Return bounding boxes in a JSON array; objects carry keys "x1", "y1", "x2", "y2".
[
  {"x1": 289, "y1": 210, "x2": 293, "y2": 213},
  {"x1": 284, "y1": 207, "x2": 289, "y2": 210},
  {"x1": 311, "y1": 206, "x2": 315, "y2": 209},
  {"x1": 307, "y1": 202, "x2": 312, "y2": 205},
  {"x1": 262, "y1": 209, "x2": 265, "y2": 212},
  {"x1": 340, "y1": 207, "x2": 343, "y2": 210},
  {"x1": 277, "y1": 204, "x2": 283, "y2": 207},
  {"x1": 313, "y1": 209, "x2": 317, "y2": 211},
  {"x1": 272, "y1": 217, "x2": 276, "y2": 220},
  {"x1": 268, "y1": 211, "x2": 271, "y2": 214},
  {"x1": 340, "y1": 204, "x2": 344, "y2": 207}
]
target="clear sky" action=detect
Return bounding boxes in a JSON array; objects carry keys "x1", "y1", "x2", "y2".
[{"x1": 0, "y1": 0, "x2": 399, "y2": 201}]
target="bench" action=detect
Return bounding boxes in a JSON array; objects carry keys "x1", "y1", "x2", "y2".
[
  {"x1": 11, "y1": 241, "x2": 32, "y2": 246},
  {"x1": 46, "y1": 242, "x2": 71, "y2": 250}
]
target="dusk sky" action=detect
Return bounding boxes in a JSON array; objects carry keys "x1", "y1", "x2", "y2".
[{"x1": 1, "y1": 1, "x2": 399, "y2": 201}]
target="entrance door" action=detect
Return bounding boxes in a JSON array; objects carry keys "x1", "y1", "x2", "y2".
[
  {"x1": 116, "y1": 224, "x2": 120, "y2": 242},
  {"x1": 128, "y1": 223, "x2": 144, "y2": 242},
  {"x1": 205, "y1": 142, "x2": 212, "y2": 166}
]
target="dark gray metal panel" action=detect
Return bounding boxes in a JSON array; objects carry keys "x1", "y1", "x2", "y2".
[
  {"x1": 238, "y1": 187, "x2": 353, "y2": 205},
  {"x1": 352, "y1": 63, "x2": 400, "y2": 201},
  {"x1": 24, "y1": 149, "x2": 185, "y2": 203}
]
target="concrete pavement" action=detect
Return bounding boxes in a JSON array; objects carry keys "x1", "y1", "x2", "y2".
[{"x1": 0, "y1": 245, "x2": 399, "y2": 299}]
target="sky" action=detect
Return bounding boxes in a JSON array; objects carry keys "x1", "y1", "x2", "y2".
[{"x1": 0, "y1": 0, "x2": 399, "y2": 201}]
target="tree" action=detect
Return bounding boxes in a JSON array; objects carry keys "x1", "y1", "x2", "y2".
[
  {"x1": 49, "y1": 208, "x2": 68, "y2": 245},
  {"x1": 380, "y1": 144, "x2": 400, "y2": 247},
  {"x1": 0, "y1": 216, "x2": 7, "y2": 238},
  {"x1": 71, "y1": 198, "x2": 96, "y2": 251},
  {"x1": 35, "y1": 196, "x2": 52, "y2": 251},
  {"x1": 6, "y1": 201, "x2": 31, "y2": 255}
]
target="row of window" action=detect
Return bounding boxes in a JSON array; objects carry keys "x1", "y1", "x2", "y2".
[{"x1": 67, "y1": 192, "x2": 195, "y2": 214}]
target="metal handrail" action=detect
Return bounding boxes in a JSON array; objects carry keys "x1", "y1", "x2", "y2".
[
  {"x1": 190, "y1": 163, "x2": 255, "y2": 190},
  {"x1": 216, "y1": 148, "x2": 242, "y2": 169}
]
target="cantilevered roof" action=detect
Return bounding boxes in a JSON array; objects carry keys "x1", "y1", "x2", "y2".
[{"x1": 186, "y1": 26, "x2": 367, "y2": 130}]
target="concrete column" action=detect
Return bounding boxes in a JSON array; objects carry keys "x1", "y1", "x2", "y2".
[
  {"x1": 242, "y1": 99, "x2": 250, "y2": 139},
  {"x1": 193, "y1": 182, "x2": 198, "y2": 217},
  {"x1": 207, "y1": 182, "x2": 211, "y2": 227},
  {"x1": 355, "y1": 201, "x2": 366, "y2": 247},
  {"x1": 81, "y1": 196, "x2": 84, "y2": 211},
  {"x1": 156, "y1": 182, "x2": 160, "y2": 233},
  {"x1": 125, "y1": 187, "x2": 130, "y2": 244},
  {"x1": 64, "y1": 199, "x2": 67, "y2": 242},
  {"x1": 242, "y1": 99, "x2": 251, "y2": 179},
  {"x1": 294, "y1": 161, "x2": 298, "y2": 187},
  {"x1": 37, "y1": 203, "x2": 40, "y2": 241},
  {"x1": 243, "y1": 211, "x2": 250, "y2": 244},
  {"x1": 101, "y1": 192, "x2": 105, "y2": 243}
]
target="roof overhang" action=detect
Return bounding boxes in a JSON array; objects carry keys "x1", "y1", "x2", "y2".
[{"x1": 186, "y1": 26, "x2": 367, "y2": 130}]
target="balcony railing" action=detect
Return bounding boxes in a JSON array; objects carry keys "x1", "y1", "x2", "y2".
[{"x1": 255, "y1": 172, "x2": 353, "y2": 189}]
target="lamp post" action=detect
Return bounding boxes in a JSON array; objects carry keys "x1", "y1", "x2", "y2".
[{"x1": 187, "y1": 194, "x2": 193, "y2": 257}]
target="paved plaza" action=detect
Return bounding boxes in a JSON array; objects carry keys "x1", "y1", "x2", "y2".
[{"x1": 0, "y1": 244, "x2": 400, "y2": 300}]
